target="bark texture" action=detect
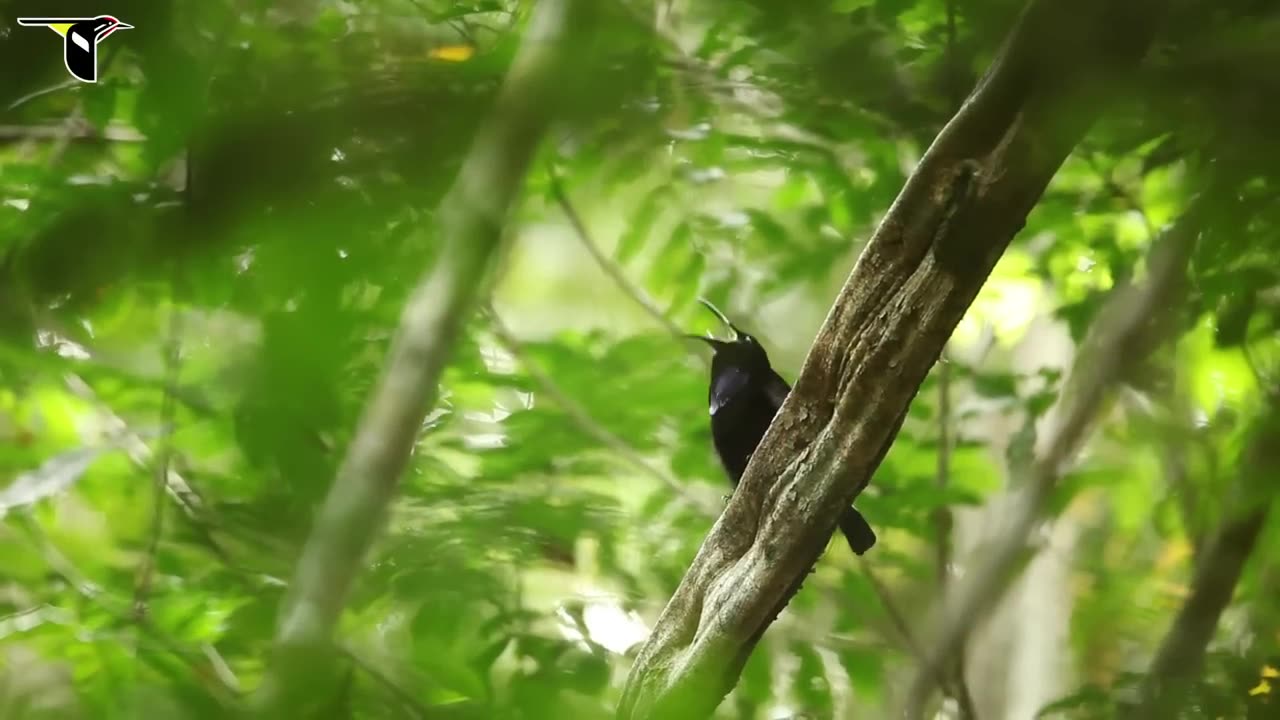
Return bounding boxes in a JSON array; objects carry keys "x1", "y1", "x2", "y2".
[{"x1": 617, "y1": 0, "x2": 1165, "y2": 717}]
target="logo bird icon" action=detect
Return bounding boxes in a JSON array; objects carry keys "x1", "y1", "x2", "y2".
[{"x1": 17, "y1": 15, "x2": 133, "y2": 83}]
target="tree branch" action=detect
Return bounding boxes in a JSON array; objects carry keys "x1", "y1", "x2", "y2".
[
  {"x1": 547, "y1": 170, "x2": 691, "y2": 345},
  {"x1": 0, "y1": 123, "x2": 145, "y2": 142},
  {"x1": 856, "y1": 557, "x2": 974, "y2": 711},
  {"x1": 251, "y1": 0, "x2": 593, "y2": 711},
  {"x1": 616, "y1": 0, "x2": 1165, "y2": 716},
  {"x1": 1134, "y1": 407, "x2": 1278, "y2": 719},
  {"x1": 133, "y1": 293, "x2": 183, "y2": 621},
  {"x1": 486, "y1": 307, "x2": 720, "y2": 516},
  {"x1": 903, "y1": 191, "x2": 1211, "y2": 717},
  {"x1": 931, "y1": 359, "x2": 979, "y2": 719}
]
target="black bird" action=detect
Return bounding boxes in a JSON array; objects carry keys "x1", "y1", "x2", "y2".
[{"x1": 688, "y1": 299, "x2": 876, "y2": 555}]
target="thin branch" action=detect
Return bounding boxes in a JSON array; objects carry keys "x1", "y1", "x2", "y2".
[
  {"x1": 1086, "y1": 154, "x2": 1159, "y2": 241},
  {"x1": 903, "y1": 193, "x2": 1210, "y2": 718},
  {"x1": 14, "y1": 514, "x2": 242, "y2": 706},
  {"x1": 545, "y1": 168, "x2": 691, "y2": 345},
  {"x1": 934, "y1": 364, "x2": 953, "y2": 599},
  {"x1": 125, "y1": 295, "x2": 184, "y2": 704},
  {"x1": 46, "y1": 370, "x2": 410, "y2": 712},
  {"x1": 930, "y1": 358, "x2": 978, "y2": 720},
  {"x1": 252, "y1": 0, "x2": 594, "y2": 712},
  {"x1": 938, "y1": 1, "x2": 977, "y2": 713},
  {"x1": 861, "y1": 564, "x2": 922, "y2": 657},
  {"x1": 1160, "y1": 381, "x2": 1204, "y2": 557},
  {"x1": 1242, "y1": 340, "x2": 1277, "y2": 399},
  {"x1": 832, "y1": 393, "x2": 965, "y2": 711},
  {"x1": 43, "y1": 44, "x2": 125, "y2": 167},
  {"x1": 339, "y1": 646, "x2": 433, "y2": 720},
  {"x1": 0, "y1": 123, "x2": 146, "y2": 142},
  {"x1": 947, "y1": 0, "x2": 962, "y2": 110},
  {"x1": 877, "y1": 558, "x2": 971, "y2": 719},
  {"x1": 1134, "y1": 408, "x2": 1278, "y2": 719},
  {"x1": 618, "y1": 2, "x2": 860, "y2": 147},
  {"x1": 133, "y1": 295, "x2": 183, "y2": 620},
  {"x1": 61, "y1": 374, "x2": 230, "y2": 563},
  {"x1": 858, "y1": 558, "x2": 973, "y2": 709},
  {"x1": 5, "y1": 79, "x2": 78, "y2": 111},
  {"x1": 486, "y1": 307, "x2": 720, "y2": 516},
  {"x1": 13, "y1": 313, "x2": 220, "y2": 416}
]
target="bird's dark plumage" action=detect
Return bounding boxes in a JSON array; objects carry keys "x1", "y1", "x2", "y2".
[{"x1": 689, "y1": 299, "x2": 876, "y2": 555}]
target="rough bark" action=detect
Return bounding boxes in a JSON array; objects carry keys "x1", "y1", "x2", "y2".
[
  {"x1": 251, "y1": 0, "x2": 592, "y2": 712},
  {"x1": 617, "y1": 0, "x2": 1165, "y2": 717}
]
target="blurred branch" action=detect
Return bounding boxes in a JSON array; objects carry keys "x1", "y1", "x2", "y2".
[
  {"x1": 486, "y1": 307, "x2": 720, "y2": 516},
  {"x1": 252, "y1": 0, "x2": 594, "y2": 712},
  {"x1": 934, "y1": 0, "x2": 959, "y2": 620},
  {"x1": 546, "y1": 168, "x2": 693, "y2": 346},
  {"x1": 937, "y1": 13, "x2": 974, "y2": 716},
  {"x1": 61, "y1": 375, "x2": 231, "y2": 562},
  {"x1": 844, "y1": 368, "x2": 972, "y2": 712},
  {"x1": 5, "y1": 79, "x2": 78, "y2": 111},
  {"x1": 1243, "y1": 340, "x2": 1278, "y2": 399},
  {"x1": 617, "y1": 2, "x2": 859, "y2": 149},
  {"x1": 946, "y1": 0, "x2": 962, "y2": 109},
  {"x1": 339, "y1": 646, "x2": 432, "y2": 720},
  {"x1": 9, "y1": 314, "x2": 220, "y2": 416},
  {"x1": 1085, "y1": 153, "x2": 1158, "y2": 240},
  {"x1": 132, "y1": 299, "x2": 183, "y2": 621},
  {"x1": 858, "y1": 558, "x2": 976, "y2": 717},
  {"x1": 1160, "y1": 383, "x2": 1204, "y2": 557},
  {"x1": 14, "y1": 513, "x2": 242, "y2": 706},
  {"x1": 25, "y1": 380, "x2": 342, "y2": 703},
  {"x1": 44, "y1": 44, "x2": 124, "y2": 166},
  {"x1": 859, "y1": 561, "x2": 925, "y2": 658},
  {"x1": 903, "y1": 193, "x2": 1211, "y2": 718},
  {"x1": 53, "y1": 371, "x2": 409, "y2": 712},
  {"x1": 0, "y1": 445, "x2": 116, "y2": 514},
  {"x1": 1134, "y1": 408, "x2": 1278, "y2": 719},
  {"x1": 0, "y1": 123, "x2": 145, "y2": 142},
  {"x1": 930, "y1": 358, "x2": 978, "y2": 720},
  {"x1": 617, "y1": 0, "x2": 1166, "y2": 716},
  {"x1": 934, "y1": 362, "x2": 953, "y2": 600}
]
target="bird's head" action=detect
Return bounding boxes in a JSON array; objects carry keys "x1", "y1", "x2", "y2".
[
  {"x1": 685, "y1": 298, "x2": 773, "y2": 374},
  {"x1": 83, "y1": 15, "x2": 132, "y2": 41}
]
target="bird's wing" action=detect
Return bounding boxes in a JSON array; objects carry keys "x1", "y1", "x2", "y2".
[
  {"x1": 763, "y1": 370, "x2": 791, "y2": 413},
  {"x1": 710, "y1": 366, "x2": 750, "y2": 415}
]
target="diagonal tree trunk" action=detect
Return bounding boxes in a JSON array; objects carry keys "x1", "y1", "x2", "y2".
[
  {"x1": 250, "y1": 0, "x2": 596, "y2": 713},
  {"x1": 617, "y1": 0, "x2": 1167, "y2": 717}
]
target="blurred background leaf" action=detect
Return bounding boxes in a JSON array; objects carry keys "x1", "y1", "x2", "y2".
[{"x1": 1, "y1": 0, "x2": 1278, "y2": 718}]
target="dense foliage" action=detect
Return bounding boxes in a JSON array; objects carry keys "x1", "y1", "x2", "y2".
[{"x1": 0, "y1": 0, "x2": 1276, "y2": 718}]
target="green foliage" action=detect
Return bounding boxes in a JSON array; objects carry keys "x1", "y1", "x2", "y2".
[{"x1": 1, "y1": 0, "x2": 1278, "y2": 718}]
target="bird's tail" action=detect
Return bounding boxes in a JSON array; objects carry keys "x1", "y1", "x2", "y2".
[{"x1": 839, "y1": 507, "x2": 876, "y2": 555}]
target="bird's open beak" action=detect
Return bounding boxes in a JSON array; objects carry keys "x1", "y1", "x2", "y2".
[
  {"x1": 684, "y1": 333, "x2": 729, "y2": 351},
  {"x1": 694, "y1": 297, "x2": 744, "y2": 341}
]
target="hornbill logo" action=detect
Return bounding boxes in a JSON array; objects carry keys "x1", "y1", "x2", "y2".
[{"x1": 17, "y1": 16, "x2": 133, "y2": 83}]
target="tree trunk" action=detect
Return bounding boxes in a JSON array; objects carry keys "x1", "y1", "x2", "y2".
[{"x1": 617, "y1": 0, "x2": 1166, "y2": 717}]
